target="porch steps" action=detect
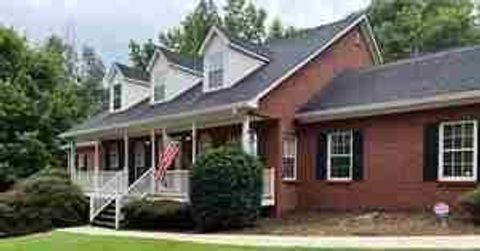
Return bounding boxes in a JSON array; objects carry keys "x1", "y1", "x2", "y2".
[{"x1": 91, "y1": 201, "x2": 124, "y2": 229}]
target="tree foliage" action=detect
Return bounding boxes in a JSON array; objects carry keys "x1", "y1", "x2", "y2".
[
  {"x1": 159, "y1": 0, "x2": 221, "y2": 57},
  {"x1": 128, "y1": 38, "x2": 156, "y2": 72},
  {"x1": 0, "y1": 28, "x2": 84, "y2": 190},
  {"x1": 129, "y1": 0, "x2": 295, "y2": 68},
  {"x1": 77, "y1": 45, "x2": 107, "y2": 115},
  {"x1": 369, "y1": 0, "x2": 480, "y2": 61}
]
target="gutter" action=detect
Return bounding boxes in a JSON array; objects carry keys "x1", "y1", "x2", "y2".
[
  {"x1": 60, "y1": 101, "x2": 257, "y2": 138},
  {"x1": 296, "y1": 90, "x2": 480, "y2": 123}
]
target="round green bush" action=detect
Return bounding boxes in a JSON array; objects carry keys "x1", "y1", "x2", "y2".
[
  {"x1": 189, "y1": 146, "x2": 263, "y2": 232},
  {"x1": 123, "y1": 200, "x2": 193, "y2": 229},
  {"x1": 0, "y1": 168, "x2": 88, "y2": 236}
]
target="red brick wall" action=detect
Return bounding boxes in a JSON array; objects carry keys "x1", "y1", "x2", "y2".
[
  {"x1": 258, "y1": 25, "x2": 376, "y2": 215},
  {"x1": 300, "y1": 104, "x2": 480, "y2": 211}
]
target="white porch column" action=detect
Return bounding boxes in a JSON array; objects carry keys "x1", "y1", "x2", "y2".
[
  {"x1": 162, "y1": 127, "x2": 168, "y2": 147},
  {"x1": 123, "y1": 130, "x2": 129, "y2": 191},
  {"x1": 150, "y1": 128, "x2": 156, "y2": 194},
  {"x1": 191, "y1": 122, "x2": 197, "y2": 164},
  {"x1": 242, "y1": 115, "x2": 251, "y2": 154},
  {"x1": 93, "y1": 141, "x2": 100, "y2": 191},
  {"x1": 94, "y1": 141, "x2": 100, "y2": 172},
  {"x1": 69, "y1": 140, "x2": 76, "y2": 180}
]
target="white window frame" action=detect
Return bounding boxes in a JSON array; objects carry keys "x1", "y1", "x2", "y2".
[
  {"x1": 438, "y1": 120, "x2": 478, "y2": 182},
  {"x1": 282, "y1": 135, "x2": 298, "y2": 181},
  {"x1": 205, "y1": 52, "x2": 225, "y2": 91},
  {"x1": 327, "y1": 130, "x2": 353, "y2": 181},
  {"x1": 152, "y1": 75, "x2": 166, "y2": 103}
]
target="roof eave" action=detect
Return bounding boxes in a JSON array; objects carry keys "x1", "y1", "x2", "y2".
[
  {"x1": 296, "y1": 90, "x2": 480, "y2": 123},
  {"x1": 60, "y1": 100, "x2": 258, "y2": 139}
]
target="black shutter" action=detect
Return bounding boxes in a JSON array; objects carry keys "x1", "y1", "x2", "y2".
[
  {"x1": 423, "y1": 123, "x2": 439, "y2": 181},
  {"x1": 316, "y1": 132, "x2": 327, "y2": 180},
  {"x1": 352, "y1": 129, "x2": 364, "y2": 181}
]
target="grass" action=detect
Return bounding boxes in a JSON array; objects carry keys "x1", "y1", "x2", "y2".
[
  {"x1": 0, "y1": 231, "x2": 335, "y2": 251},
  {"x1": 0, "y1": 231, "x2": 478, "y2": 251}
]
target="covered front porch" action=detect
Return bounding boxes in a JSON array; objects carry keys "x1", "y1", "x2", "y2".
[{"x1": 66, "y1": 110, "x2": 276, "y2": 228}]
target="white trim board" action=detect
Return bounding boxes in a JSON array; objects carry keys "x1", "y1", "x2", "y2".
[{"x1": 296, "y1": 90, "x2": 480, "y2": 123}]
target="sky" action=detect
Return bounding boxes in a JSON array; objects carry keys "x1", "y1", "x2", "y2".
[{"x1": 0, "y1": 0, "x2": 370, "y2": 65}]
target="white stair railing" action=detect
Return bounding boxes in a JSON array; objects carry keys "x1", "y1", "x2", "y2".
[
  {"x1": 121, "y1": 166, "x2": 155, "y2": 202},
  {"x1": 89, "y1": 170, "x2": 127, "y2": 222}
]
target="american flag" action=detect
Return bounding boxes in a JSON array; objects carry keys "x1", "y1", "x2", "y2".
[{"x1": 155, "y1": 141, "x2": 180, "y2": 181}]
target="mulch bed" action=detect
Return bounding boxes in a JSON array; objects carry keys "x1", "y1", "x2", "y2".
[{"x1": 235, "y1": 211, "x2": 480, "y2": 236}]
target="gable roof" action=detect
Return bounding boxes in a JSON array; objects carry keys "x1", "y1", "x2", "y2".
[
  {"x1": 62, "y1": 13, "x2": 367, "y2": 137},
  {"x1": 298, "y1": 45, "x2": 480, "y2": 121},
  {"x1": 156, "y1": 46, "x2": 203, "y2": 73},
  {"x1": 114, "y1": 63, "x2": 149, "y2": 82}
]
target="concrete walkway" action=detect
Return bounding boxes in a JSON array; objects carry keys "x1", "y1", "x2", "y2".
[{"x1": 60, "y1": 226, "x2": 480, "y2": 249}]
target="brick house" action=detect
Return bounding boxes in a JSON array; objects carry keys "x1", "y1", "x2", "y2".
[{"x1": 63, "y1": 11, "x2": 480, "y2": 228}]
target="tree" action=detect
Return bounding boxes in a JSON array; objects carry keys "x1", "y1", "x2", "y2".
[
  {"x1": 129, "y1": 0, "x2": 292, "y2": 66},
  {"x1": 159, "y1": 0, "x2": 221, "y2": 56},
  {"x1": 77, "y1": 45, "x2": 106, "y2": 116},
  {"x1": 269, "y1": 18, "x2": 284, "y2": 39},
  {"x1": 128, "y1": 39, "x2": 155, "y2": 71},
  {"x1": 224, "y1": 0, "x2": 267, "y2": 44},
  {"x1": 369, "y1": 0, "x2": 480, "y2": 61},
  {"x1": 0, "y1": 28, "x2": 82, "y2": 190}
]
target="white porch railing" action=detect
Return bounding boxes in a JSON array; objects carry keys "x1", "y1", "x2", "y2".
[
  {"x1": 155, "y1": 170, "x2": 190, "y2": 200},
  {"x1": 73, "y1": 170, "x2": 120, "y2": 194},
  {"x1": 88, "y1": 170, "x2": 127, "y2": 222},
  {"x1": 74, "y1": 167, "x2": 275, "y2": 229}
]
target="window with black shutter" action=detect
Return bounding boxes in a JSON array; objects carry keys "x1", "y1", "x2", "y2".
[{"x1": 317, "y1": 129, "x2": 364, "y2": 181}]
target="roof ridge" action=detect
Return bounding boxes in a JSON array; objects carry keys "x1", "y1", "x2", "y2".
[{"x1": 354, "y1": 45, "x2": 480, "y2": 75}]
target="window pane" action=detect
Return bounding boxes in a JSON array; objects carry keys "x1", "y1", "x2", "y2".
[
  {"x1": 207, "y1": 53, "x2": 224, "y2": 89},
  {"x1": 330, "y1": 156, "x2": 351, "y2": 178},
  {"x1": 154, "y1": 84, "x2": 165, "y2": 102},
  {"x1": 113, "y1": 84, "x2": 121, "y2": 110},
  {"x1": 282, "y1": 136, "x2": 297, "y2": 179},
  {"x1": 441, "y1": 121, "x2": 476, "y2": 179},
  {"x1": 282, "y1": 157, "x2": 295, "y2": 179}
]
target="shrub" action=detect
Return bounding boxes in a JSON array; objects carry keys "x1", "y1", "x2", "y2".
[
  {"x1": 0, "y1": 168, "x2": 88, "y2": 236},
  {"x1": 123, "y1": 200, "x2": 193, "y2": 229},
  {"x1": 460, "y1": 187, "x2": 480, "y2": 224},
  {"x1": 189, "y1": 146, "x2": 263, "y2": 232}
]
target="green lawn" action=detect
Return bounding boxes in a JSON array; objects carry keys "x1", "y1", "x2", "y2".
[
  {"x1": 0, "y1": 231, "x2": 475, "y2": 251},
  {"x1": 0, "y1": 232, "x2": 332, "y2": 251}
]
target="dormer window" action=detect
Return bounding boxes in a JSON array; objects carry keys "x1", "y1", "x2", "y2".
[
  {"x1": 113, "y1": 83, "x2": 122, "y2": 111},
  {"x1": 153, "y1": 76, "x2": 166, "y2": 103},
  {"x1": 206, "y1": 52, "x2": 224, "y2": 90}
]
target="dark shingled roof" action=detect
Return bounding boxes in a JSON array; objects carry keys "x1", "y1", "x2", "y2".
[
  {"x1": 215, "y1": 26, "x2": 271, "y2": 59},
  {"x1": 66, "y1": 13, "x2": 364, "y2": 134},
  {"x1": 114, "y1": 63, "x2": 149, "y2": 82},
  {"x1": 300, "y1": 45, "x2": 480, "y2": 113},
  {"x1": 157, "y1": 46, "x2": 203, "y2": 72}
]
